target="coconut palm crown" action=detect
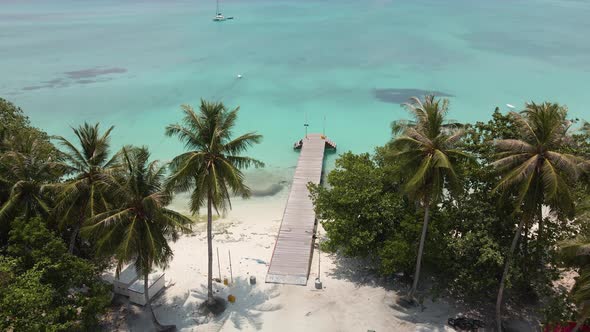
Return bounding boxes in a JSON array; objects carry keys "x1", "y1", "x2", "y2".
[
  {"x1": 165, "y1": 101, "x2": 264, "y2": 214},
  {"x1": 0, "y1": 133, "x2": 64, "y2": 224},
  {"x1": 390, "y1": 95, "x2": 469, "y2": 202},
  {"x1": 52, "y1": 123, "x2": 120, "y2": 253},
  {"x1": 492, "y1": 102, "x2": 580, "y2": 219}
]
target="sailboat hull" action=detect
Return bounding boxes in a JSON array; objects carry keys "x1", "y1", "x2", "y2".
[{"x1": 213, "y1": 16, "x2": 233, "y2": 21}]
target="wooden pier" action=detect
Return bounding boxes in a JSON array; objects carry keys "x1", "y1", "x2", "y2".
[{"x1": 266, "y1": 133, "x2": 336, "y2": 285}]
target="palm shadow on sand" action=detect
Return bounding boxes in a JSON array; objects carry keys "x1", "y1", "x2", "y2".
[{"x1": 188, "y1": 277, "x2": 282, "y2": 331}]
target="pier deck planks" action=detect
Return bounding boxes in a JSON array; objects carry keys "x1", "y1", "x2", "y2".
[{"x1": 265, "y1": 134, "x2": 334, "y2": 285}]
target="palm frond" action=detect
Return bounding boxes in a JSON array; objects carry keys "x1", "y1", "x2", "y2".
[
  {"x1": 494, "y1": 139, "x2": 536, "y2": 153},
  {"x1": 223, "y1": 132, "x2": 263, "y2": 156},
  {"x1": 545, "y1": 151, "x2": 580, "y2": 179}
]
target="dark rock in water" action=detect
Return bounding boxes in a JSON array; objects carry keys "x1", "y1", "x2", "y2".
[
  {"x1": 373, "y1": 88, "x2": 454, "y2": 104},
  {"x1": 251, "y1": 183, "x2": 284, "y2": 197}
]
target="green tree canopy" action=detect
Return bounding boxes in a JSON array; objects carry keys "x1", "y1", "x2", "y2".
[{"x1": 0, "y1": 217, "x2": 110, "y2": 331}]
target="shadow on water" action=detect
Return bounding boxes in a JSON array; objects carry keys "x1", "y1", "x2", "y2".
[
  {"x1": 21, "y1": 67, "x2": 127, "y2": 91},
  {"x1": 373, "y1": 88, "x2": 454, "y2": 104}
]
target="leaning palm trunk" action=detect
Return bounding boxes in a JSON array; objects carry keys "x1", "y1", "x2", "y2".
[
  {"x1": 537, "y1": 204, "x2": 544, "y2": 268},
  {"x1": 207, "y1": 191, "x2": 214, "y2": 304},
  {"x1": 496, "y1": 218, "x2": 526, "y2": 332},
  {"x1": 408, "y1": 198, "x2": 430, "y2": 300},
  {"x1": 68, "y1": 224, "x2": 80, "y2": 254}
]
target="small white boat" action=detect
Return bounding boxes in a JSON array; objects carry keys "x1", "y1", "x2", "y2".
[
  {"x1": 506, "y1": 104, "x2": 515, "y2": 109},
  {"x1": 213, "y1": 13, "x2": 234, "y2": 21},
  {"x1": 213, "y1": 0, "x2": 234, "y2": 21}
]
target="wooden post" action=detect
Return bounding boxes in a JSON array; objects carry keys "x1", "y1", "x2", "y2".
[
  {"x1": 217, "y1": 247, "x2": 221, "y2": 281},
  {"x1": 318, "y1": 230, "x2": 321, "y2": 280},
  {"x1": 228, "y1": 250, "x2": 233, "y2": 284},
  {"x1": 304, "y1": 112, "x2": 309, "y2": 139}
]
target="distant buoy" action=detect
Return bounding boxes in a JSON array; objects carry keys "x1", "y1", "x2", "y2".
[
  {"x1": 237, "y1": 74, "x2": 242, "y2": 79},
  {"x1": 506, "y1": 104, "x2": 515, "y2": 109}
]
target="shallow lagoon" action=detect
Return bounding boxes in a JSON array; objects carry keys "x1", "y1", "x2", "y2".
[{"x1": 2, "y1": 0, "x2": 589, "y2": 170}]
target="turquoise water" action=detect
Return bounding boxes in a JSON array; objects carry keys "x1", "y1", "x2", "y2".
[{"x1": 2, "y1": 0, "x2": 590, "y2": 169}]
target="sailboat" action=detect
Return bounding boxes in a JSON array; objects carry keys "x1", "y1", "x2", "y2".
[{"x1": 213, "y1": 0, "x2": 234, "y2": 21}]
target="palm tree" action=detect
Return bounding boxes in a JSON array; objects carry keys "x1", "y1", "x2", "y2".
[
  {"x1": 491, "y1": 102, "x2": 581, "y2": 331},
  {"x1": 83, "y1": 146, "x2": 192, "y2": 331},
  {"x1": 165, "y1": 100, "x2": 263, "y2": 308},
  {"x1": 0, "y1": 133, "x2": 64, "y2": 224},
  {"x1": 389, "y1": 95, "x2": 469, "y2": 302},
  {"x1": 53, "y1": 123, "x2": 120, "y2": 253}
]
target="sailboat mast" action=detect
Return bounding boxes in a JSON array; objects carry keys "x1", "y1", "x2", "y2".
[{"x1": 216, "y1": 0, "x2": 219, "y2": 14}]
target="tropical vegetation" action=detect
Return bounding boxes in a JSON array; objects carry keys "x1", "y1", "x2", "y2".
[
  {"x1": 83, "y1": 146, "x2": 193, "y2": 331},
  {"x1": 2, "y1": 94, "x2": 590, "y2": 331},
  {"x1": 387, "y1": 95, "x2": 471, "y2": 301},
  {"x1": 0, "y1": 98, "x2": 200, "y2": 330},
  {"x1": 311, "y1": 96, "x2": 590, "y2": 330}
]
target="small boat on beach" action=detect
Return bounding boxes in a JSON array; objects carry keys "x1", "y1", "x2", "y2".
[{"x1": 213, "y1": 0, "x2": 234, "y2": 21}]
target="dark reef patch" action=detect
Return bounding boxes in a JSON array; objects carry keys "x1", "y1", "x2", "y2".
[
  {"x1": 22, "y1": 86, "x2": 44, "y2": 91},
  {"x1": 42, "y1": 78, "x2": 65, "y2": 85},
  {"x1": 64, "y1": 67, "x2": 127, "y2": 79},
  {"x1": 373, "y1": 88, "x2": 454, "y2": 104},
  {"x1": 251, "y1": 183, "x2": 284, "y2": 197},
  {"x1": 21, "y1": 67, "x2": 127, "y2": 92},
  {"x1": 77, "y1": 79, "x2": 99, "y2": 84}
]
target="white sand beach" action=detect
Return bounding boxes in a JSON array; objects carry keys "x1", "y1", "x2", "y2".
[{"x1": 110, "y1": 172, "x2": 465, "y2": 332}]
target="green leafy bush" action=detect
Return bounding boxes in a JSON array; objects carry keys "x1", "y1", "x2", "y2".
[{"x1": 0, "y1": 218, "x2": 110, "y2": 331}]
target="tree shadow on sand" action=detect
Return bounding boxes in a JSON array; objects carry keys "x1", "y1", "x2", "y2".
[
  {"x1": 327, "y1": 254, "x2": 399, "y2": 291},
  {"x1": 327, "y1": 254, "x2": 473, "y2": 332},
  {"x1": 123, "y1": 285, "x2": 201, "y2": 332},
  {"x1": 189, "y1": 277, "x2": 282, "y2": 331},
  {"x1": 387, "y1": 296, "x2": 464, "y2": 332}
]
